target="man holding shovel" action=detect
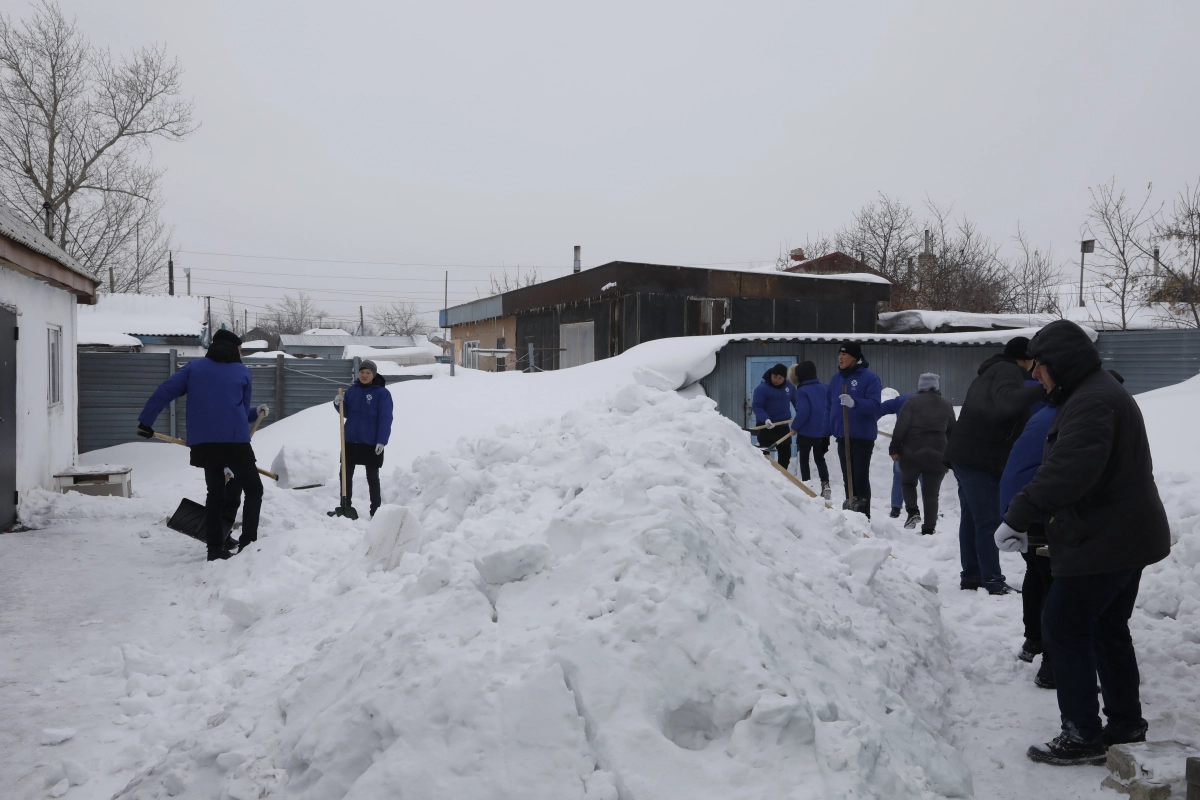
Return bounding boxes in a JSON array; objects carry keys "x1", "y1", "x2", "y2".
[
  {"x1": 136, "y1": 330, "x2": 269, "y2": 561},
  {"x1": 332, "y1": 360, "x2": 393, "y2": 518},
  {"x1": 826, "y1": 342, "x2": 882, "y2": 517}
]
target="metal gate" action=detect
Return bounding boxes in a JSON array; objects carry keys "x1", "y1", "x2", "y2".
[{"x1": 0, "y1": 307, "x2": 15, "y2": 530}]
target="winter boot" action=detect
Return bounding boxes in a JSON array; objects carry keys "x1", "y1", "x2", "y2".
[
  {"x1": 888, "y1": 507, "x2": 901, "y2": 518},
  {"x1": 987, "y1": 583, "x2": 1015, "y2": 596},
  {"x1": 820, "y1": 482, "x2": 831, "y2": 501},
  {"x1": 1034, "y1": 655, "x2": 1055, "y2": 689},
  {"x1": 1018, "y1": 639, "x2": 1043, "y2": 663},
  {"x1": 960, "y1": 580, "x2": 981, "y2": 591},
  {"x1": 920, "y1": 524, "x2": 935, "y2": 535},
  {"x1": 1101, "y1": 721, "x2": 1148, "y2": 747},
  {"x1": 206, "y1": 550, "x2": 232, "y2": 562},
  {"x1": 1026, "y1": 730, "x2": 1107, "y2": 766},
  {"x1": 903, "y1": 510, "x2": 921, "y2": 529}
]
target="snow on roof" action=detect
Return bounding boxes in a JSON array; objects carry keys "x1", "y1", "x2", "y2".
[
  {"x1": 77, "y1": 293, "x2": 206, "y2": 338},
  {"x1": 671, "y1": 262, "x2": 891, "y2": 284},
  {"x1": 1061, "y1": 301, "x2": 1192, "y2": 331},
  {"x1": 280, "y1": 334, "x2": 423, "y2": 347},
  {"x1": 0, "y1": 204, "x2": 90, "y2": 279},
  {"x1": 715, "y1": 326, "x2": 1097, "y2": 346},
  {"x1": 76, "y1": 330, "x2": 144, "y2": 348},
  {"x1": 302, "y1": 328, "x2": 351, "y2": 336},
  {"x1": 878, "y1": 310, "x2": 1059, "y2": 334},
  {"x1": 241, "y1": 340, "x2": 268, "y2": 349},
  {"x1": 343, "y1": 342, "x2": 443, "y2": 361}
]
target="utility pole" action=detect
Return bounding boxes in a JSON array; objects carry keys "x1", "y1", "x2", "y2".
[
  {"x1": 1079, "y1": 239, "x2": 1095, "y2": 307},
  {"x1": 358, "y1": 305, "x2": 365, "y2": 335},
  {"x1": 135, "y1": 222, "x2": 140, "y2": 294},
  {"x1": 205, "y1": 296, "x2": 212, "y2": 345},
  {"x1": 108, "y1": 266, "x2": 114, "y2": 293},
  {"x1": 168, "y1": 251, "x2": 175, "y2": 295},
  {"x1": 185, "y1": 268, "x2": 191, "y2": 295},
  {"x1": 244, "y1": 309, "x2": 248, "y2": 331},
  {"x1": 443, "y1": 270, "x2": 449, "y2": 342},
  {"x1": 42, "y1": 201, "x2": 52, "y2": 240}
]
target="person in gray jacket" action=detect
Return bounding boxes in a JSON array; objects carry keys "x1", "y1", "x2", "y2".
[{"x1": 888, "y1": 373, "x2": 956, "y2": 534}]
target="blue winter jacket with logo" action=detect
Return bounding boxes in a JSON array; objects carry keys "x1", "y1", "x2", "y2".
[
  {"x1": 790, "y1": 379, "x2": 830, "y2": 437},
  {"x1": 752, "y1": 379, "x2": 795, "y2": 426},
  {"x1": 336, "y1": 375, "x2": 394, "y2": 446},
  {"x1": 999, "y1": 406, "x2": 1057, "y2": 514},
  {"x1": 826, "y1": 362, "x2": 883, "y2": 440},
  {"x1": 139, "y1": 358, "x2": 260, "y2": 445}
]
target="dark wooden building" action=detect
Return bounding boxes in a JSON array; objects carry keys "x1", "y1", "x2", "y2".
[{"x1": 442, "y1": 261, "x2": 890, "y2": 371}]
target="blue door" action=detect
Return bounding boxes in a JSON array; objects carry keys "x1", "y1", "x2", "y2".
[{"x1": 744, "y1": 355, "x2": 797, "y2": 429}]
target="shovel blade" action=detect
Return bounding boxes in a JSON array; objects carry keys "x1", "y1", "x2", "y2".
[
  {"x1": 329, "y1": 497, "x2": 359, "y2": 520},
  {"x1": 842, "y1": 497, "x2": 870, "y2": 515}
]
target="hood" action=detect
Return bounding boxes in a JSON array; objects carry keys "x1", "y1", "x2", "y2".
[
  {"x1": 976, "y1": 353, "x2": 1016, "y2": 376},
  {"x1": 839, "y1": 357, "x2": 869, "y2": 379},
  {"x1": 1028, "y1": 320, "x2": 1101, "y2": 398},
  {"x1": 205, "y1": 339, "x2": 242, "y2": 364},
  {"x1": 761, "y1": 363, "x2": 789, "y2": 383}
]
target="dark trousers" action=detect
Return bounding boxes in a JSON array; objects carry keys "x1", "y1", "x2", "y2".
[
  {"x1": 950, "y1": 462, "x2": 1005, "y2": 589},
  {"x1": 794, "y1": 435, "x2": 829, "y2": 482},
  {"x1": 342, "y1": 462, "x2": 382, "y2": 515},
  {"x1": 899, "y1": 463, "x2": 945, "y2": 529},
  {"x1": 1021, "y1": 525, "x2": 1053, "y2": 642},
  {"x1": 203, "y1": 462, "x2": 263, "y2": 557},
  {"x1": 756, "y1": 426, "x2": 792, "y2": 471},
  {"x1": 1042, "y1": 567, "x2": 1145, "y2": 741},
  {"x1": 835, "y1": 438, "x2": 874, "y2": 509}
]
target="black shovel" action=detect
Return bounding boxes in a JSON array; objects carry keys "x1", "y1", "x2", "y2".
[
  {"x1": 328, "y1": 388, "x2": 359, "y2": 520},
  {"x1": 841, "y1": 386, "x2": 870, "y2": 515}
]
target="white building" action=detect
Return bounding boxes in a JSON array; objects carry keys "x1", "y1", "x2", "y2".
[
  {"x1": 77, "y1": 293, "x2": 206, "y2": 355},
  {"x1": 0, "y1": 206, "x2": 98, "y2": 529}
]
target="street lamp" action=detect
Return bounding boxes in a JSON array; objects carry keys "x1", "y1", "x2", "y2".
[{"x1": 1079, "y1": 239, "x2": 1095, "y2": 308}]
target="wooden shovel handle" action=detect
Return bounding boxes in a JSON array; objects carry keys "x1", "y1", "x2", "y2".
[
  {"x1": 749, "y1": 419, "x2": 793, "y2": 431},
  {"x1": 151, "y1": 432, "x2": 279, "y2": 481}
]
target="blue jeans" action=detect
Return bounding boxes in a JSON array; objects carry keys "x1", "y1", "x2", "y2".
[
  {"x1": 1043, "y1": 568, "x2": 1145, "y2": 742},
  {"x1": 890, "y1": 461, "x2": 922, "y2": 509},
  {"x1": 950, "y1": 463, "x2": 1005, "y2": 589}
]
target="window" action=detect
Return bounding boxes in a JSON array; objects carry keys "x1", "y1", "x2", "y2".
[{"x1": 48, "y1": 326, "x2": 62, "y2": 405}]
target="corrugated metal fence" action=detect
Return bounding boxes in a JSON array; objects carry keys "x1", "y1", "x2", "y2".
[
  {"x1": 78, "y1": 354, "x2": 430, "y2": 453},
  {"x1": 699, "y1": 331, "x2": 1200, "y2": 428}
]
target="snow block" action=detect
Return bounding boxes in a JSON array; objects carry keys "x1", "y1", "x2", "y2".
[
  {"x1": 223, "y1": 589, "x2": 267, "y2": 627},
  {"x1": 1104, "y1": 741, "x2": 1193, "y2": 800},
  {"x1": 365, "y1": 505, "x2": 424, "y2": 571},
  {"x1": 271, "y1": 445, "x2": 334, "y2": 490},
  {"x1": 475, "y1": 541, "x2": 550, "y2": 584},
  {"x1": 40, "y1": 728, "x2": 75, "y2": 745},
  {"x1": 839, "y1": 540, "x2": 893, "y2": 585}
]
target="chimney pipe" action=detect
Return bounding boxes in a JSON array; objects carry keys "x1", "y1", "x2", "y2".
[
  {"x1": 1153, "y1": 246, "x2": 1160, "y2": 276},
  {"x1": 924, "y1": 229, "x2": 931, "y2": 253},
  {"x1": 573, "y1": 245, "x2": 581, "y2": 273}
]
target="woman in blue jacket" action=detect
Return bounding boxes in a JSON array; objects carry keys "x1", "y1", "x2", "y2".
[
  {"x1": 137, "y1": 330, "x2": 269, "y2": 561},
  {"x1": 826, "y1": 342, "x2": 883, "y2": 515},
  {"x1": 788, "y1": 361, "x2": 830, "y2": 497},
  {"x1": 751, "y1": 363, "x2": 795, "y2": 471},
  {"x1": 333, "y1": 359, "x2": 394, "y2": 517}
]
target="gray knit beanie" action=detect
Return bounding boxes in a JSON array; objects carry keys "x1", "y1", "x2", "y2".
[
  {"x1": 358, "y1": 359, "x2": 378, "y2": 375},
  {"x1": 917, "y1": 373, "x2": 940, "y2": 392}
]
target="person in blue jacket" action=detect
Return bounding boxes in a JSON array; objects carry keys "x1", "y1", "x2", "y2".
[
  {"x1": 752, "y1": 363, "x2": 795, "y2": 470},
  {"x1": 137, "y1": 329, "x2": 269, "y2": 561},
  {"x1": 788, "y1": 361, "x2": 830, "y2": 497},
  {"x1": 877, "y1": 392, "x2": 913, "y2": 517},
  {"x1": 827, "y1": 342, "x2": 883, "y2": 515},
  {"x1": 999, "y1": 403, "x2": 1058, "y2": 688},
  {"x1": 333, "y1": 359, "x2": 394, "y2": 517}
]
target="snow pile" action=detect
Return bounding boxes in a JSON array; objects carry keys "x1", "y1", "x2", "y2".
[
  {"x1": 106, "y1": 372, "x2": 970, "y2": 799},
  {"x1": 77, "y1": 293, "x2": 206, "y2": 338},
  {"x1": 877, "y1": 310, "x2": 1058, "y2": 334}
]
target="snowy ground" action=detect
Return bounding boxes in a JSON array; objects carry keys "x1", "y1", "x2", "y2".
[{"x1": 2, "y1": 338, "x2": 1197, "y2": 799}]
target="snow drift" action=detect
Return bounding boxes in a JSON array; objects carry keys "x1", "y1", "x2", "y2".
[{"x1": 105, "y1": 369, "x2": 970, "y2": 799}]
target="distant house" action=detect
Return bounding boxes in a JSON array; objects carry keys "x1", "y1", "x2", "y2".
[
  {"x1": 442, "y1": 260, "x2": 890, "y2": 371},
  {"x1": 782, "y1": 251, "x2": 888, "y2": 281},
  {"x1": 77, "y1": 293, "x2": 207, "y2": 355},
  {"x1": 0, "y1": 205, "x2": 98, "y2": 529},
  {"x1": 278, "y1": 333, "x2": 442, "y2": 362},
  {"x1": 240, "y1": 327, "x2": 280, "y2": 354}
]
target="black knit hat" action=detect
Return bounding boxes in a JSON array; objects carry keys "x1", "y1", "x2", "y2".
[
  {"x1": 838, "y1": 341, "x2": 863, "y2": 361},
  {"x1": 766, "y1": 363, "x2": 788, "y2": 379},
  {"x1": 212, "y1": 328, "x2": 242, "y2": 347},
  {"x1": 1003, "y1": 336, "x2": 1031, "y2": 360}
]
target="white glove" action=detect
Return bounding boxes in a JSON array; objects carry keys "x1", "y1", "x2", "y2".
[
  {"x1": 994, "y1": 522, "x2": 1028, "y2": 553},
  {"x1": 223, "y1": 467, "x2": 234, "y2": 480},
  {"x1": 375, "y1": 443, "x2": 384, "y2": 455},
  {"x1": 256, "y1": 404, "x2": 270, "y2": 420},
  {"x1": 333, "y1": 394, "x2": 342, "y2": 406},
  {"x1": 839, "y1": 394, "x2": 856, "y2": 408},
  {"x1": 765, "y1": 419, "x2": 775, "y2": 429}
]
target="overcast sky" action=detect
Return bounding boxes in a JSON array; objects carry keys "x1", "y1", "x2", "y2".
[{"x1": 52, "y1": 0, "x2": 1200, "y2": 330}]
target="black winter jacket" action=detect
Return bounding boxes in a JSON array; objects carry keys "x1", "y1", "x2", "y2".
[
  {"x1": 889, "y1": 390, "x2": 956, "y2": 474},
  {"x1": 943, "y1": 354, "x2": 1046, "y2": 476},
  {"x1": 1004, "y1": 320, "x2": 1171, "y2": 577}
]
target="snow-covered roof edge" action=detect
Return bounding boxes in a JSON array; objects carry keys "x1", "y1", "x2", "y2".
[{"x1": 0, "y1": 204, "x2": 91, "y2": 280}]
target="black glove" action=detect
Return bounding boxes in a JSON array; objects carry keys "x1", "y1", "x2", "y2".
[{"x1": 137, "y1": 423, "x2": 154, "y2": 439}]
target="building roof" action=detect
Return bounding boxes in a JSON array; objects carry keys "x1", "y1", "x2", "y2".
[
  {"x1": 279, "y1": 334, "x2": 425, "y2": 348},
  {"x1": 445, "y1": 260, "x2": 892, "y2": 327},
  {"x1": 77, "y1": 293, "x2": 206, "y2": 339},
  {"x1": 0, "y1": 204, "x2": 97, "y2": 302},
  {"x1": 877, "y1": 309, "x2": 1059, "y2": 334},
  {"x1": 783, "y1": 251, "x2": 888, "y2": 280}
]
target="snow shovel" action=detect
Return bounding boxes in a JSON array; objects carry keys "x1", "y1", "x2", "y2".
[
  {"x1": 151, "y1": 433, "x2": 279, "y2": 481},
  {"x1": 328, "y1": 388, "x2": 358, "y2": 520},
  {"x1": 840, "y1": 386, "x2": 870, "y2": 515}
]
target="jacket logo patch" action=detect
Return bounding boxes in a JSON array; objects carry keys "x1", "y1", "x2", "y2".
[
  {"x1": 366, "y1": 395, "x2": 373, "y2": 404},
  {"x1": 851, "y1": 380, "x2": 858, "y2": 388}
]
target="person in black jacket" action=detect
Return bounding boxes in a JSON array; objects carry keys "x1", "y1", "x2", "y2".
[
  {"x1": 995, "y1": 321, "x2": 1171, "y2": 766},
  {"x1": 888, "y1": 373, "x2": 956, "y2": 534},
  {"x1": 943, "y1": 336, "x2": 1045, "y2": 594}
]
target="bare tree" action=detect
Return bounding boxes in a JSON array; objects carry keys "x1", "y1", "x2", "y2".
[
  {"x1": 834, "y1": 192, "x2": 922, "y2": 305},
  {"x1": 259, "y1": 293, "x2": 328, "y2": 335},
  {"x1": 1147, "y1": 180, "x2": 1200, "y2": 327},
  {"x1": 774, "y1": 234, "x2": 833, "y2": 270},
  {"x1": 486, "y1": 266, "x2": 540, "y2": 295},
  {"x1": 1004, "y1": 225, "x2": 1062, "y2": 315},
  {"x1": 917, "y1": 200, "x2": 1011, "y2": 313},
  {"x1": 0, "y1": 0, "x2": 195, "y2": 291},
  {"x1": 1083, "y1": 179, "x2": 1155, "y2": 330},
  {"x1": 370, "y1": 300, "x2": 431, "y2": 337}
]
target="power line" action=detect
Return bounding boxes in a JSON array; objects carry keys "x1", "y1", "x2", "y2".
[
  {"x1": 182, "y1": 265, "x2": 488, "y2": 282},
  {"x1": 175, "y1": 248, "x2": 778, "y2": 269}
]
